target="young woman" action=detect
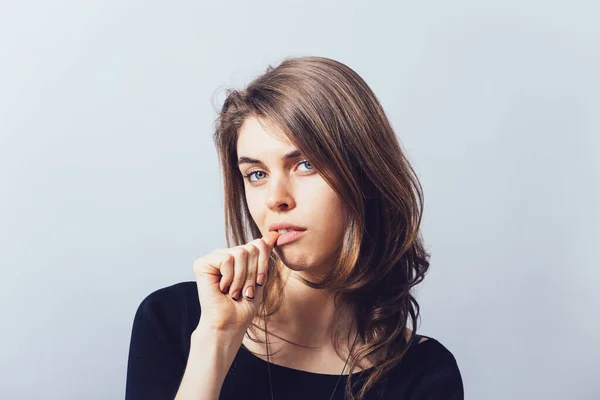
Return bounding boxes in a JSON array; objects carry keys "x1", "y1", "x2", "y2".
[{"x1": 126, "y1": 56, "x2": 464, "y2": 400}]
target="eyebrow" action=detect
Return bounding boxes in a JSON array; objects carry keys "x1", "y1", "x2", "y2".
[{"x1": 237, "y1": 149, "x2": 303, "y2": 167}]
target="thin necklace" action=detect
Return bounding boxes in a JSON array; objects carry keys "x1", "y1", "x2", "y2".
[{"x1": 264, "y1": 314, "x2": 360, "y2": 400}]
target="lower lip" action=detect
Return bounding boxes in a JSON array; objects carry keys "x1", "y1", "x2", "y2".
[{"x1": 275, "y1": 230, "x2": 306, "y2": 246}]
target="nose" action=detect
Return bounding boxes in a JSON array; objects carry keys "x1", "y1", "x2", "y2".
[{"x1": 265, "y1": 174, "x2": 296, "y2": 211}]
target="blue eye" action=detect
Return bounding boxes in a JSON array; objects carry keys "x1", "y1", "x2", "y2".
[
  {"x1": 244, "y1": 170, "x2": 267, "y2": 182},
  {"x1": 298, "y1": 160, "x2": 313, "y2": 171},
  {"x1": 243, "y1": 160, "x2": 313, "y2": 183}
]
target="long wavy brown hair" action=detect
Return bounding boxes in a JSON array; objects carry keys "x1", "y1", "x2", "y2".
[{"x1": 212, "y1": 56, "x2": 430, "y2": 400}]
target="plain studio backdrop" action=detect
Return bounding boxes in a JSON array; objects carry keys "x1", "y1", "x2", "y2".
[{"x1": 1, "y1": 1, "x2": 598, "y2": 399}]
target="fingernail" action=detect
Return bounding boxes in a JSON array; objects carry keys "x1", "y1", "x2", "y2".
[
  {"x1": 232, "y1": 290, "x2": 240, "y2": 301},
  {"x1": 222, "y1": 286, "x2": 229, "y2": 294},
  {"x1": 245, "y1": 286, "x2": 255, "y2": 299},
  {"x1": 256, "y1": 273, "x2": 265, "y2": 286}
]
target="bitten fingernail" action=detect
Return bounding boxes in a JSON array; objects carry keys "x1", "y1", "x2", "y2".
[
  {"x1": 232, "y1": 290, "x2": 240, "y2": 300},
  {"x1": 245, "y1": 286, "x2": 255, "y2": 299}
]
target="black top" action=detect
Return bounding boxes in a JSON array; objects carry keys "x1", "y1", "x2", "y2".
[{"x1": 126, "y1": 282, "x2": 464, "y2": 399}]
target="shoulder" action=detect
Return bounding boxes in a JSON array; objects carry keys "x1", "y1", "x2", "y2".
[
  {"x1": 126, "y1": 282, "x2": 200, "y2": 398},
  {"x1": 385, "y1": 334, "x2": 464, "y2": 399},
  {"x1": 136, "y1": 281, "x2": 198, "y2": 312},
  {"x1": 409, "y1": 335, "x2": 461, "y2": 370},
  {"x1": 132, "y1": 281, "x2": 200, "y2": 343}
]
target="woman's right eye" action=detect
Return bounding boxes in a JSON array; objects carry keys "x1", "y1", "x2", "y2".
[{"x1": 244, "y1": 171, "x2": 266, "y2": 182}]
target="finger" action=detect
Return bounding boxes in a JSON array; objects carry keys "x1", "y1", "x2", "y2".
[
  {"x1": 242, "y1": 243, "x2": 260, "y2": 300},
  {"x1": 211, "y1": 249, "x2": 239, "y2": 294},
  {"x1": 229, "y1": 247, "x2": 248, "y2": 301},
  {"x1": 193, "y1": 253, "x2": 233, "y2": 291},
  {"x1": 263, "y1": 231, "x2": 280, "y2": 249},
  {"x1": 249, "y1": 238, "x2": 270, "y2": 287},
  {"x1": 193, "y1": 254, "x2": 223, "y2": 282},
  {"x1": 218, "y1": 254, "x2": 234, "y2": 294}
]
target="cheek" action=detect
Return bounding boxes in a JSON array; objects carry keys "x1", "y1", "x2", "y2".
[
  {"x1": 245, "y1": 194, "x2": 265, "y2": 229},
  {"x1": 324, "y1": 196, "x2": 347, "y2": 244},
  {"x1": 308, "y1": 187, "x2": 346, "y2": 238}
]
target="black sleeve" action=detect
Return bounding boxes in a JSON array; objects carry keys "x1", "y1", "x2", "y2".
[
  {"x1": 410, "y1": 344, "x2": 464, "y2": 400},
  {"x1": 414, "y1": 362, "x2": 464, "y2": 399},
  {"x1": 125, "y1": 286, "x2": 191, "y2": 400}
]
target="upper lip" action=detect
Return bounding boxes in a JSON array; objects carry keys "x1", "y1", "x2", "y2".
[{"x1": 269, "y1": 222, "x2": 307, "y2": 232}]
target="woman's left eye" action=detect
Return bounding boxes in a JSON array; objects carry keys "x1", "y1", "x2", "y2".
[{"x1": 297, "y1": 160, "x2": 313, "y2": 171}]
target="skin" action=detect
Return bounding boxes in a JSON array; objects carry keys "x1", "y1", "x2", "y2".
[
  {"x1": 236, "y1": 116, "x2": 357, "y2": 373},
  {"x1": 174, "y1": 117, "x2": 428, "y2": 398},
  {"x1": 235, "y1": 116, "x2": 427, "y2": 374}
]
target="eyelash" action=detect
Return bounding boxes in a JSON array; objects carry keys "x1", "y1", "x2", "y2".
[{"x1": 243, "y1": 160, "x2": 314, "y2": 183}]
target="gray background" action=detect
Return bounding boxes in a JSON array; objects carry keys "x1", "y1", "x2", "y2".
[{"x1": 1, "y1": 0, "x2": 598, "y2": 399}]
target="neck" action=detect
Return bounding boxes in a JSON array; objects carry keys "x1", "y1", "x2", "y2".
[{"x1": 268, "y1": 268, "x2": 354, "y2": 349}]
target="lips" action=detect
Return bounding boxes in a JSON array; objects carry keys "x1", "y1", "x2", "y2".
[
  {"x1": 275, "y1": 229, "x2": 306, "y2": 246},
  {"x1": 268, "y1": 222, "x2": 307, "y2": 246},
  {"x1": 268, "y1": 222, "x2": 307, "y2": 232}
]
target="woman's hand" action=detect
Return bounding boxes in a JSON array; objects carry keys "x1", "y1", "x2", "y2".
[{"x1": 192, "y1": 231, "x2": 280, "y2": 337}]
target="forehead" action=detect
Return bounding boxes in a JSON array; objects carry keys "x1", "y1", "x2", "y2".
[{"x1": 237, "y1": 116, "x2": 295, "y2": 155}]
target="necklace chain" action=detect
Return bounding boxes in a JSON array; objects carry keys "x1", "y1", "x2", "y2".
[{"x1": 264, "y1": 314, "x2": 360, "y2": 400}]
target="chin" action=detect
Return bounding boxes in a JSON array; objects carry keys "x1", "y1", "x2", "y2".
[
  {"x1": 275, "y1": 253, "x2": 334, "y2": 283},
  {"x1": 274, "y1": 248, "x2": 311, "y2": 271}
]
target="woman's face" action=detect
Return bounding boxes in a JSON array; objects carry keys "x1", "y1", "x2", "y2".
[{"x1": 236, "y1": 116, "x2": 347, "y2": 278}]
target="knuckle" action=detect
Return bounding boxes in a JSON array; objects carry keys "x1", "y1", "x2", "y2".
[
  {"x1": 233, "y1": 246, "x2": 248, "y2": 257},
  {"x1": 251, "y1": 238, "x2": 268, "y2": 250},
  {"x1": 245, "y1": 243, "x2": 260, "y2": 256}
]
